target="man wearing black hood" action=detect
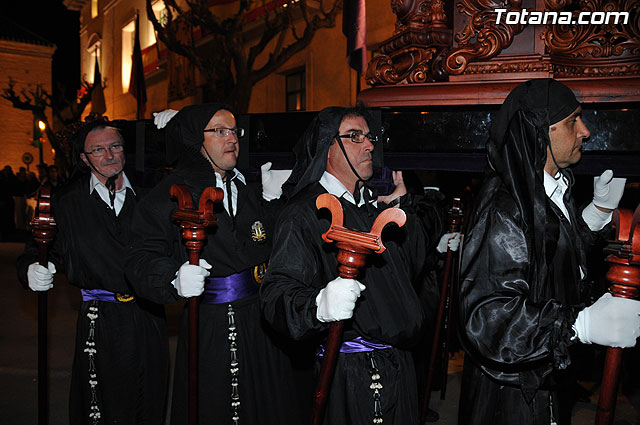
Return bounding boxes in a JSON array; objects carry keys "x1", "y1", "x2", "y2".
[
  {"x1": 125, "y1": 104, "x2": 299, "y2": 425},
  {"x1": 17, "y1": 115, "x2": 169, "y2": 425},
  {"x1": 260, "y1": 105, "x2": 428, "y2": 424},
  {"x1": 457, "y1": 79, "x2": 640, "y2": 424}
]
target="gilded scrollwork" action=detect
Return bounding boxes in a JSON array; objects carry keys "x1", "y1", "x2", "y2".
[
  {"x1": 366, "y1": 47, "x2": 437, "y2": 85},
  {"x1": 542, "y1": 0, "x2": 640, "y2": 58},
  {"x1": 464, "y1": 60, "x2": 552, "y2": 74},
  {"x1": 391, "y1": 0, "x2": 450, "y2": 33},
  {"x1": 443, "y1": 0, "x2": 526, "y2": 75},
  {"x1": 367, "y1": 0, "x2": 451, "y2": 85},
  {"x1": 554, "y1": 62, "x2": 640, "y2": 76}
]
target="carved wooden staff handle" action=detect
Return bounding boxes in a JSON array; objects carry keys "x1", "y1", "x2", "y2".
[
  {"x1": 439, "y1": 200, "x2": 463, "y2": 398},
  {"x1": 310, "y1": 193, "x2": 406, "y2": 425},
  {"x1": 419, "y1": 197, "x2": 463, "y2": 424},
  {"x1": 31, "y1": 186, "x2": 57, "y2": 425},
  {"x1": 595, "y1": 205, "x2": 640, "y2": 425},
  {"x1": 171, "y1": 185, "x2": 224, "y2": 425}
]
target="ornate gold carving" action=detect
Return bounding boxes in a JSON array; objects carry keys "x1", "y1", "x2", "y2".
[
  {"x1": 554, "y1": 62, "x2": 640, "y2": 77},
  {"x1": 542, "y1": 0, "x2": 640, "y2": 58},
  {"x1": 366, "y1": 47, "x2": 437, "y2": 85},
  {"x1": 380, "y1": 27, "x2": 451, "y2": 55},
  {"x1": 391, "y1": 0, "x2": 449, "y2": 33},
  {"x1": 368, "y1": 0, "x2": 451, "y2": 85},
  {"x1": 428, "y1": 0, "x2": 448, "y2": 27},
  {"x1": 464, "y1": 59, "x2": 553, "y2": 74},
  {"x1": 443, "y1": 0, "x2": 526, "y2": 75},
  {"x1": 542, "y1": 0, "x2": 640, "y2": 78}
]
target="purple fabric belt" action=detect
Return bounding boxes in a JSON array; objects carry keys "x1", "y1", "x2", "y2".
[
  {"x1": 201, "y1": 269, "x2": 258, "y2": 304},
  {"x1": 81, "y1": 289, "x2": 133, "y2": 303},
  {"x1": 317, "y1": 336, "x2": 392, "y2": 357}
]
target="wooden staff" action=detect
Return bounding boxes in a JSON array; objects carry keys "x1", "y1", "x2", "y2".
[
  {"x1": 310, "y1": 193, "x2": 407, "y2": 425},
  {"x1": 439, "y1": 217, "x2": 462, "y2": 401},
  {"x1": 595, "y1": 205, "x2": 640, "y2": 425},
  {"x1": 171, "y1": 184, "x2": 224, "y2": 425},
  {"x1": 30, "y1": 186, "x2": 57, "y2": 425},
  {"x1": 419, "y1": 198, "x2": 463, "y2": 424}
]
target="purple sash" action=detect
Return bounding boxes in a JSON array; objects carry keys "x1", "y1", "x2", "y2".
[
  {"x1": 201, "y1": 269, "x2": 258, "y2": 304},
  {"x1": 317, "y1": 336, "x2": 392, "y2": 357},
  {"x1": 81, "y1": 289, "x2": 121, "y2": 303}
]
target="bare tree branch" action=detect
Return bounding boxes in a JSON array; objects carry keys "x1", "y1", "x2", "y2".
[
  {"x1": 149, "y1": 0, "x2": 342, "y2": 112},
  {"x1": 251, "y1": 3, "x2": 341, "y2": 84},
  {"x1": 1, "y1": 78, "x2": 76, "y2": 171}
]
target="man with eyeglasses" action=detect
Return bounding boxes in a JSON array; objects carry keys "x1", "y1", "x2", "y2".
[
  {"x1": 125, "y1": 104, "x2": 300, "y2": 425},
  {"x1": 260, "y1": 105, "x2": 429, "y2": 424},
  {"x1": 17, "y1": 117, "x2": 169, "y2": 425}
]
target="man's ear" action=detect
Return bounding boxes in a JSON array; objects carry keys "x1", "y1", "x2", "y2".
[
  {"x1": 80, "y1": 152, "x2": 89, "y2": 167},
  {"x1": 549, "y1": 124, "x2": 557, "y2": 133}
]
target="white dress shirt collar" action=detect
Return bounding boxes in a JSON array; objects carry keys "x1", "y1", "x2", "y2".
[
  {"x1": 214, "y1": 168, "x2": 245, "y2": 216},
  {"x1": 319, "y1": 171, "x2": 376, "y2": 208},
  {"x1": 543, "y1": 170, "x2": 570, "y2": 221},
  {"x1": 89, "y1": 172, "x2": 134, "y2": 216}
]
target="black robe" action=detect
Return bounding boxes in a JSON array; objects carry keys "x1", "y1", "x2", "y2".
[
  {"x1": 457, "y1": 80, "x2": 609, "y2": 425},
  {"x1": 260, "y1": 183, "x2": 428, "y2": 425},
  {"x1": 17, "y1": 174, "x2": 169, "y2": 425},
  {"x1": 457, "y1": 178, "x2": 609, "y2": 424},
  {"x1": 125, "y1": 149, "x2": 300, "y2": 425}
]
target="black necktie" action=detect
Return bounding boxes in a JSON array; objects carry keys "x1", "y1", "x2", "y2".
[
  {"x1": 353, "y1": 179, "x2": 376, "y2": 217},
  {"x1": 105, "y1": 176, "x2": 117, "y2": 208},
  {"x1": 224, "y1": 172, "x2": 236, "y2": 229}
]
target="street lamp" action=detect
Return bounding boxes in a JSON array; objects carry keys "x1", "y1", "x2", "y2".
[{"x1": 34, "y1": 119, "x2": 46, "y2": 165}]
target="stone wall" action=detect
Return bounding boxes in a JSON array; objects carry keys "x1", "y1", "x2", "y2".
[{"x1": 0, "y1": 40, "x2": 56, "y2": 173}]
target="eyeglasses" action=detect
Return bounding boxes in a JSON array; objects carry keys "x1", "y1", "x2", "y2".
[
  {"x1": 203, "y1": 127, "x2": 245, "y2": 138},
  {"x1": 84, "y1": 144, "x2": 124, "y2": 157},
  {"x1": 337, "y1": 130, "x2": 378, "y2": 144}
]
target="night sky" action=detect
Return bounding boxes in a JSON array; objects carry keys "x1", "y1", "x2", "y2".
[{"x1": 5, "y1": 0, "x2": 80, "y2": 102}]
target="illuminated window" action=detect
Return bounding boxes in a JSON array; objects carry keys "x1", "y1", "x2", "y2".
[
  {"x1": 91, "y1": 0, "x2": 98, "y2": 18},
  {"x1": 121, "y1": 20, "x2": 135, "y2": 93},
  {"x1": 285, "y1": 68, "x2": 305, "y2": 112},
  {"x1": 148, "y1": 1, "x2": 168, "y2": 43},
  {"x1": 91, "y1": 49, "x2": 101, "y2": 84}
]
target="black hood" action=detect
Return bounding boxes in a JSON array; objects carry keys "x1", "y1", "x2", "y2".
[
  {"x1": 466, "y1": 79, "x2": 581, "y2": 301},
  {"x1": 282, "y1": 105, "x2": 383, "y2": 200},
  {"x1": 165, "y1": 103, "x2": 230, "y2": 163}
]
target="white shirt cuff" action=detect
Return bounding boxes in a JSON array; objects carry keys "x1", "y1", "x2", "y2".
[{"x1": 582, "y1": 201, "x2": 612, "y2": 232}]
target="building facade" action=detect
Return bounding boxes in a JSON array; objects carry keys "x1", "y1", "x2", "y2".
[
  {"x1": 0, "y1": 24, "x2": 56, "y2": 172},
  {"x1": 64, "y1": 0, "x2": 395, "y2": 120}
]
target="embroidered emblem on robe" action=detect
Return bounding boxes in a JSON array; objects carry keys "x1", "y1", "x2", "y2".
[
  {"x1": 251, "y1": 220, "x2": 266, "y2": 242},
  {"x1": 253, "y1": 263, "x2": 267, "y2": 284}
]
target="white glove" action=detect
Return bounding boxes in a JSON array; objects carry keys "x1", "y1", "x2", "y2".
[
  {"x1": 593, "y1": 169, "x2": 626, "y2": 210},
  {"x1": 315, "y1": 277, "x2": 366, "y2": 322},
  {"x1": 27, "y1": 262, "x2": 56, "y2": 292},
  {"x1": 153, "y1": 109, "x2": 178, "y2": 129},
  {"x1": 260, "y1": 162, "x2": 292, "y2": 201},
  {"x1": 436, "y1": 232, "x2": 461, "y2": 253},
  {"x1": 173, "y1": 259, "x2": 212, "y2": 298},
  {"x1": 573, "y1": 292, "x2": 640, "y2": 348}
]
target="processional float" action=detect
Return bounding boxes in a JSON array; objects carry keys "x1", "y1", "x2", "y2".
[
  {"x1": 171, "y1": 185, "x2": 224, "y2": 425},
  {"x1": 310, "y1": 193, "x2": 407, "y2": 425}
]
